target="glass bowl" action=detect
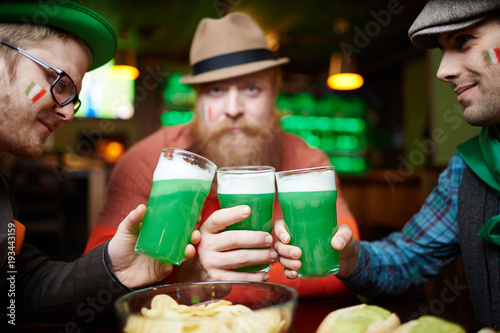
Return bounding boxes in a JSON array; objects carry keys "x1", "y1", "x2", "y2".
[{"x1": 115, "y1": 281, "x2": 298, "y2": 333}]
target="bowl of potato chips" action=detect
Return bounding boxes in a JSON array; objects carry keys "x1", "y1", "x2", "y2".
[{"x1": 115, "y1": 281, "x2": 298, "y2": 333}]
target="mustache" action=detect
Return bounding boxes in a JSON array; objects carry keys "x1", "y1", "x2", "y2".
[
  {"x1": 205, "y1": 118, "x2": 261, "y2": 141},
  {"x1": 38, "y1": 109, "x2": 61, "y2": 132},
  {"x1": 190, "y1": 114, "x2": 282, "y2": 169},
  {"x1": 450, "y1": 73, "x2": 480, "y2": 91}
]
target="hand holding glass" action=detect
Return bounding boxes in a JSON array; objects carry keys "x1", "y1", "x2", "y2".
[
  {"x1": 135, "y1": 148, "x2": 216, "y2": 265},
  {"x1": 217, "y1": 166, "x2": 275, "y2": 272},
  {"x1": 276, "y1": 166, "x2": 339, "y2": 278}
]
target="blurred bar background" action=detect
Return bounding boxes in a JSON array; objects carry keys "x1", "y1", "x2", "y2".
[{"x1": 0, "y1": 0, "x2": 478, "y2": 324}]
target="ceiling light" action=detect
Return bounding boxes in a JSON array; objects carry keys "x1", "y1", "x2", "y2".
[
  {"x1": 327, "y1": 52, "x2": 364, "y2": 91},
  {"x1": 108, "y1": 49, "x2": 139, "y2": 80}
]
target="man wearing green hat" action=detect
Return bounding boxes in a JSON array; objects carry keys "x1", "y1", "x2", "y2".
[
  {"x1": 276, "y1": 0, "x2": 500, "y2": 329},
  {"x1": 0, "y1": 0, "x2": 198, "y2": 324}
]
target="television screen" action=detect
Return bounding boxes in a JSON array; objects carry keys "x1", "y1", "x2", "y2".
[{"x1": 76, "y1": 60, "x2": 135, "y2": 119}]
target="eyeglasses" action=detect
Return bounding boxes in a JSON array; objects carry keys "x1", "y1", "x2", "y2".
[{"x1": 0, "y1": 40, "x2": 81, "y2": 112}]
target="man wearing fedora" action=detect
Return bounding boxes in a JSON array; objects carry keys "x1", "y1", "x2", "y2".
[
  {"x1": 0, "y1": 0, "x2": 201, "y2": 324},
  {"x1": 276, "y1": 0, "x2": 500, "y2": 328},
  {"x1": 85, "y1": 12, "x2": 360, "y2": 297}
]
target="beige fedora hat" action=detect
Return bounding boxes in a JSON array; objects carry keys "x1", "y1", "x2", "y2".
[{"x1": 180, "y1": 12, "x2": 289, "y2": 84}]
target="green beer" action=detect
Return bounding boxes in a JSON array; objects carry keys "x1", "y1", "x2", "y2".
[
  {"x1": 217, "y1": 166, "x2": 275, "y2": 272},
  {"x1": 136, "y1": 178, "x2": 212, "y2": 264},
  {"x1": 218, "y1": 192, "x2": 274, "y2": 272},
  {"x1": 135, "y1": 148, "x2": 216, "y2": 265},
  {"x1": 276, "y1": 166, "x2": 339, "y2": 278}
]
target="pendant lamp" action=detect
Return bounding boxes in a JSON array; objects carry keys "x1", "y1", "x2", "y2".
[
  {"x1": 108, "y1": 49, "x2": 140, "y2": 80},
  {"x1": 327, "y1": 52, "x2": 364, "y2": 91}
]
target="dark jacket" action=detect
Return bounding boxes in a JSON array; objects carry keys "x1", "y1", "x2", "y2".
[
  {"x1": 458, "y1": 166, "x2": 500, "y2": 329},
  {"x1": 1, "y1": 172, "x2": 130, "y2": 326}
]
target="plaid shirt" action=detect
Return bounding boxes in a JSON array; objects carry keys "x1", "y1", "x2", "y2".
[{"x1": 341, "y1": 153, "x2": 467, "y2": 297}]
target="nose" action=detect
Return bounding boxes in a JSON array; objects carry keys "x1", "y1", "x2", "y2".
[
  {"x1": 225, "y1": 86, "x2": 244, "y2": 119},
  {"x1": 436, "y1": 51, "x2": 461, "y2": 82},
  {"x1": 54, "y1": 103, "x2": 75, "y2": 122}
]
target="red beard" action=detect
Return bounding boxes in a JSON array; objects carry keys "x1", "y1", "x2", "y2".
[{"x1": 191, "y1": 115, "x2": 282, "y2": 169}]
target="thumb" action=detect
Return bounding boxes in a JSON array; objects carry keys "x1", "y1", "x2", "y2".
[
  {"x1": 274, "y1": 219, "x2": 290, "y2": 244},
  {"x1": 119, "y1": 204, "x2": 147, "y2": 234},
  {"x1": 158, "y1": 262, "x2": 173, "y2": 280}
]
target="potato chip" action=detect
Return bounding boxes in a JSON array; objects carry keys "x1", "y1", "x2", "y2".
[
  {"x1": 151, "y1": 294, "x2": 179, "y2": 310},
  {"x1": 124, "y1": 294, "x2": 287, "y2": 333},
  {"x1": 123, "y1": 315, "x2": 145, "y2": 333},
  {"x1": 206, "y1": 299, "x2": 232, "y2": 309}
]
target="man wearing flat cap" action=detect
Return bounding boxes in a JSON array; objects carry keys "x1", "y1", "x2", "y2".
[
  {"x1": 276, "y1": 0, "x2": 500, "y2": 329},
  {"x1": 85, "y1": 12, "x2": 360, "y2": 297},
  {"x1": 0, "y1": 0, "x2": 199, "y2": 324}
]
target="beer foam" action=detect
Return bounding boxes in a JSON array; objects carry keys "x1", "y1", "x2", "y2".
[
  {"x1": 152, "y1": 153, "x2": 215, "y2": 181},
  {"x1": 276, "y1": 170, "x2": 336, "y2": 192},
  {"x1": 217, "y1": 171, "x2": 275, "y2": 194}
]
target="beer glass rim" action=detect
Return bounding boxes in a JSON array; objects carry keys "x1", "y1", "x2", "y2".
[
  {"x1": 161, "y1": 147, "x2": 217, "y2": 171},
  {"x1": 275, "y1": 166, "x2": 333, "y2": 178},
  {"x1": 217, "y1": 165, "x2": 275, "y2": 175}
]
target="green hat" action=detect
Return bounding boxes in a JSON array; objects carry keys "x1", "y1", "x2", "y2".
[{"x1": 0, "y1": 0, "x2": 117, "y2": 70}]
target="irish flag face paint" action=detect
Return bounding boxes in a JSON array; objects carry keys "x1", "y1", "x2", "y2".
[
  {"x1": 25, "y1": 81, "x2": 47, "y2": 103},
  {"x1": 483, "y1": 48, "x2": 500, "y2": 65},
  {"x1": 203, "y1": 105, "x2": 212, "y2": 121}
]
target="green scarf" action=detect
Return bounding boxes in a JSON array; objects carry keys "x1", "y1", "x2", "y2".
[{"x1": 457, "y1": 125, "x2": 500, "y2": 246}]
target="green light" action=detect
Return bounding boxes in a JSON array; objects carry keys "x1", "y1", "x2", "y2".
[
  {"x1": 161, "y1": 111, "x2": 194, "y2": 126},
  {"x1": 163, "y1": 73, "x2": 196, "y2": 106},
  {"x1": 336, "y1": 135, "x2": 359, "y2": 150},
  {"x1": 330, "y1": 156, "x2": 367, "y2": 174},
  {"x1": 280, "y1": 116, "x2": 365, "y2": 134},
  {"x1": 321, "y1": 137, "x2": 336, "y2": 151},
  {"x1": 276, "y1": 92, "x2": 368, "y2": 175},
  {"x1": 277, "y1": 93, "x2": 367, "y2": 117},
  {"x1": 295, "y1": 93, "x2": 316, "y2": 114},
  {"x1": 305, "y1": 134, "x2": 321, "y2": 148}
]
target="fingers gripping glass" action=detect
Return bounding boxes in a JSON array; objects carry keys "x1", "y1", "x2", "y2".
[{"x1": 1, "y1": 40, "x2": 81, "y2": 112}]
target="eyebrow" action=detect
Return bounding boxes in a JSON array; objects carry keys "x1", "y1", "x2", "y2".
[
  {"x1": 212, "y1": 77, "x2": 263, "y2": 86},
  {"x1": 437, "y1": 28, "x2": 465, "y2": 49},
  {"x1": 444, "y1": 30, "x2": 459, "y2": 42}
]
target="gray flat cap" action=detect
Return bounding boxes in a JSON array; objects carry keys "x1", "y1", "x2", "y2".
[{"x1": 409, "y1": 0, "x2": 500, "y2": 49}]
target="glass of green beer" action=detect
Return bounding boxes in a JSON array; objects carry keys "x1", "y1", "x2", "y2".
[
  {"x1": 275, "y1": 166, "x2": 339, "y2": 278},
  {"x1": 216, "y1": 166, "x2": 275, "y2": 272},
  {"x1": 135, "y1": 148, "x2": 216, "y2": 265}
]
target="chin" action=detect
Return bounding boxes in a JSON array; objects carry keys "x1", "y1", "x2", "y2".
[
  {"x1": 219, "y1": 143, "x2": 242, "y2": 155},
  {"x1": 221, "y1": 134, "x2": 247, "y2": 147},
  {"x1": 22, "y1": 148, "x2": 45, "y2": 158},
  {"x1": 463, "y1": 113, "x2": 498, "y2": 127},
  {"x1": 14, "y1": 140, "x2": 47, "y2": 158}
]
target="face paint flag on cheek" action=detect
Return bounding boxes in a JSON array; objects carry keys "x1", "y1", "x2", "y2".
[
  {"x1": 25, "y1": 81, "x2": 47, "y2": 103},
  {"x1": 203, "y1": 105, "x2": 212, "y2": 121},
  {"x1": 483, "y1": 48, "x2": 500, "y2": 65}
]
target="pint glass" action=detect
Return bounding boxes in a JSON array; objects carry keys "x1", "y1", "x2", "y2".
[
  {"x1": 217, "y1": 166, "x2": 275, "y2": 272},
  {"x1": 135, "y1": 148, "x2": 216, "y2": 265},
  {"x1": 275, "y1": 166, "x2": 339, "y2": 278}
]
